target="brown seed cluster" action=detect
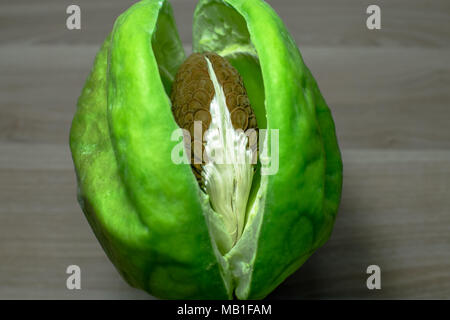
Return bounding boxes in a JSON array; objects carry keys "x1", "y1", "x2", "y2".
[{"x1": 171, "y1": 52, "x2": 258, "y2": 185}]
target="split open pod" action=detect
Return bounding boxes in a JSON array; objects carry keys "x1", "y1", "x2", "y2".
[{"x1": 70, "y1": 0, "x2": 343, "y2": 299}]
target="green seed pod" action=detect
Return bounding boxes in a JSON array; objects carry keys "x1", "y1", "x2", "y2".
[{"x1": 69, "y1": 0, "x2": 342, "y2": 300}]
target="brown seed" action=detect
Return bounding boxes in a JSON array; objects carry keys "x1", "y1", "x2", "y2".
[
  {"x1": 249, "y1": 116, "x2": 257, "y2": 129},
  {"x1": 170, "y1": 52, "x2": 258, "y2": 186},
  {"x1": 194, "y1": 109, "x2": 212, "y2": 128},
  {"x1": 188, "y1": 100, "x2": 203, "y2": 111},
  {"x1": 237, "y1": 95, "x2": 249, "y2": 107},
  {"x1": 183, "y1": 112, "x2": 194, "y2": 124},
  {"x1": 226, "y1": 94, "x2": 236, "y2": 109},
  {"x1": 234, "y1": 84, "x2": 245, "y2": 95},
  {"x1": 193, "y1": 89, "x2": 211, "y2": 106},
  {"x1": 230, "y1": 108, "x2": 248, "y2": 130}
]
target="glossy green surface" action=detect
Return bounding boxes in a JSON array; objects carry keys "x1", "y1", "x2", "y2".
[{"x1": 70, "y1": 0, "x2": 342, "y2": 299}]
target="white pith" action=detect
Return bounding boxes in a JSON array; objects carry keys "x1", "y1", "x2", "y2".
[{"x1": 202, "y1": 57, "x2": 255, "y2": 248}]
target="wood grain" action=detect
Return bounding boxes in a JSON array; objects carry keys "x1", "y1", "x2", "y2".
[{"x1": 0, "y1": 0, "x2": 449, "y2": 299}]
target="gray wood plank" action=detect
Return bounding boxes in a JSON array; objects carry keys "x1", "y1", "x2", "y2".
[
  {"x1": 1, "y1": 0, "x2": 449, "y2": 48},
  {"x1": 1, "y1": 147, "x2": 449, "y2": 298},
  {"x1": 1, "y1": 45, "x2": 449, "y2": 149}
]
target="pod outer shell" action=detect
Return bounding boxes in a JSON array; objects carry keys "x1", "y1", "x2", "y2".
[
  {"x1": 193, "y1": 0, "x2": 343, "y2": 299},
  {"x1": 70, "y1": 0, "x2": 342, "y2": 300},
  {"x1": 70, "y1": 0, "x2": 230, "y2": 299}
]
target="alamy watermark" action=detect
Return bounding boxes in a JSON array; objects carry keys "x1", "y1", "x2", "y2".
[
  {"x1": 170, "y1": 122, "x2": 280, "y2": 176},
  {"x1": 366, "y1": 264, "x2": 381, "y2": 290},
  {"x1": 66, "y1": 264, "x2": 81, "y2": 290},
  {"x1": 366, "y1": 5, "x2": 381, "y2": 30},
  {"x1": 66, "y1": 5, "x2": 81, "y2": 30}
]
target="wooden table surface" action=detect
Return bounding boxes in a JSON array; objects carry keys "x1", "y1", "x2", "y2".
[{"x1": 1, "y1": 0, "x2": 449, "y2": 299}]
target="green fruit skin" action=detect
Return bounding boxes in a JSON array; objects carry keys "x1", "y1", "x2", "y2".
[
  {"x1": 201, "y1": 0, "x2": 343, "y2": 299},
  {"x1": 70, "y1": 0, "x2": 230, "y2": 299},
  {"x1": 69, "y1": 0, "x2": 342, "y2": 300}
]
